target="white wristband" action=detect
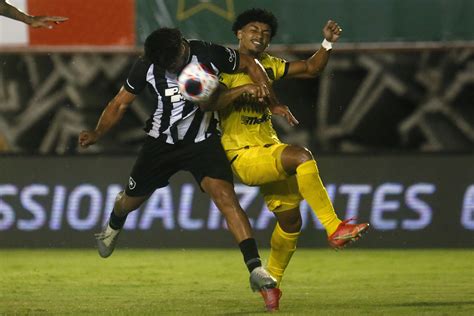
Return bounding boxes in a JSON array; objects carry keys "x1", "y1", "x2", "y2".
[{"x1": 321, "y1": 39, "x2": 333, "y2": 51}]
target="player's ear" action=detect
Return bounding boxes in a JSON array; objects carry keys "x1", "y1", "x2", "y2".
[{"x1": 237, "y1": 30, "x2": 243, "y2": 40}]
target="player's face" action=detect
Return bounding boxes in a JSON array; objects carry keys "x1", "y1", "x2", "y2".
[
  {"x1": 237, "y1": 22, "x2": 271, "y2": 55},
  {"x1": 168, "y1": 39, "x2": 190, "y2": 73}
]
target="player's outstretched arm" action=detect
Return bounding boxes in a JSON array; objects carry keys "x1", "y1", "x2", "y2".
[
  {"x1": 286, "y1": 20, "x2": 342, "y2": 79},
  {"x1": 28, "y1": 16, "x2": 68, "y2": 29},
  {"x1": 0, "y1": 0, "x2": 68, "y2": 28},
  {"x1": 78, "y1": 87, "x2": 136, "y2": 148}
]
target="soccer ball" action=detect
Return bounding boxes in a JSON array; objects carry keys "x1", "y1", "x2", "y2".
[{"x1": 177, "y1": 62, "x2": 219, "y2": 103}]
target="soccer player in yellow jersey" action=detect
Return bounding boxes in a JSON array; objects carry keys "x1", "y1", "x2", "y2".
[{"x1": 201, "y1": 9, "x2": 370, "y2": 301}]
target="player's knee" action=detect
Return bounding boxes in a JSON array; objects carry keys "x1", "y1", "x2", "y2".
[
  {"x1": 210, "y1": 185, "x2": 237, "y2": 211},
  {"x1": 283, "y1": 145, "x2": 314, "y2": 174},
  {"x1": 202, "y1": 178, "x2": 241, "y2": 214},
  {"x1": 114, "y1": 191, "x2": 140, "y2": 215},
  {"x1": 278, "y1": 213, "x2": 302, "y2": 233},
  {"x1": 286, "y1": 218, "x2": 302, "y2": 233},
  {"x1": 294, "y1": 146, "x2": 313, "y2": 165},
  {"x1": 113, "y1": 191, "x2": 126, "y2": 213},
  {"x1": 115, "y1": 191, "x2": 124, "y2": 203}
]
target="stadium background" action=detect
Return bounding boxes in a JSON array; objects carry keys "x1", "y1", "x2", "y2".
[{"x1": 0, "y1": 0, "x2": 473, "y2": 248}]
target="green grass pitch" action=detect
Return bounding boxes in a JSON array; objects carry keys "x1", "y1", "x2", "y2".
[{"x1": 1, "y1": 249, "x2": 473, "y2": 315}]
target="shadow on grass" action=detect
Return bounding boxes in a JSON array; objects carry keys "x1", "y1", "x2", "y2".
[{"x1": 387, "y1": 301, "x2": 474, "y2": 307}]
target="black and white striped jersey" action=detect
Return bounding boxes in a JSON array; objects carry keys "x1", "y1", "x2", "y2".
[{"x1": 124, "y1": 40, "x2": 240, "y2": 144}]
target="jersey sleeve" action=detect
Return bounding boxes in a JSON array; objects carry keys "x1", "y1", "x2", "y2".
[
  {"x1": 123, "y1": 57, "x2": 150, "y2": 95},
  {"x1": 208, "y1": 43, "x2": 240, "y2": 74},
  {"x1": 219, "y1": 72, "x2": 234, "y2": 88},
  {"x1": 271, "y1": 55, "x2": 289, "y2": 80}
]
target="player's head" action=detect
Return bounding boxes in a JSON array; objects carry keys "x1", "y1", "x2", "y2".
[
  {"x1": 232, "y1": 8, "x2": 278, "y2": 55},
  {"x1": 144, "y1": 28, "x2": 189, "y2": 72}
]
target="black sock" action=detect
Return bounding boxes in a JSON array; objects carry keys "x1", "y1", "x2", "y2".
[
  {"x1": 109, "y1": 210, "x2": 128, "y2": 230},
  {"x1": 238, "y1": 238, "x2": 262, "y2": 273}
]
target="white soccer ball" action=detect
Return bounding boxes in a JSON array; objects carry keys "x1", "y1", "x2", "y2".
[{"x1": 177, "y1": 62, "x2": 219, "y2": 103}]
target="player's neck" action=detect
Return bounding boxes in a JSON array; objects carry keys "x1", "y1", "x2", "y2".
[{"x1": 239, "y1": 47, "x2": 262, "y2": 60}]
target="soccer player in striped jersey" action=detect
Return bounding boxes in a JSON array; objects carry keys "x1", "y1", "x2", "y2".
[
  {"x1": 78, "y1": 27, "x2": 292, "y2": 311},
  {"x1": 201, "y1": 9, "x2": 370, "y2": 306},
  {"x1": 0, "y1": 0, "x2": 67, "y2": 28}
]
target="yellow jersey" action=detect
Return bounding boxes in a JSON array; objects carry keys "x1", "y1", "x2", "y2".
[{"x1": 219, "y1": 53, "x2": 288, "y2": 151}]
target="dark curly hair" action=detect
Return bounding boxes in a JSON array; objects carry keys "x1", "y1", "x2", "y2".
[
  {"x1": 232, "y1": 8, "x2": 278, "y2": 38},
  {"x1": 144, "y1": 28, "x2": 183, "y2": 68}
]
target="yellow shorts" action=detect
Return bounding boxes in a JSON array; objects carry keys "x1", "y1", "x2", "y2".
[{"x1": 226, "y1": 144, "x2": 303, "y2": 213}]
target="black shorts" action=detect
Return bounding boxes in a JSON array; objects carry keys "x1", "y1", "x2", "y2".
[{"x1": 125, "y1": 135, "x2": 234, "y2": 197}]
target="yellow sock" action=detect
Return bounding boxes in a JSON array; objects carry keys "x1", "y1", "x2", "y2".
[
  {"x1": 267, "y1": 223, "x2": 300, "y2": 288},
  {"x1": 296, "y1": 160, "x2": 342, "y2": 236}
]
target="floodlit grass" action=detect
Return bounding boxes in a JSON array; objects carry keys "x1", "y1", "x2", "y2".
[{"x1": 1, "y1": 249, "x2": 473, "y2": 315}]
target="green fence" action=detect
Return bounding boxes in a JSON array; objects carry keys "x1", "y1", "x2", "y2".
[{"x1": 136, "y1": 0, "x2": 474, "y2": 45}]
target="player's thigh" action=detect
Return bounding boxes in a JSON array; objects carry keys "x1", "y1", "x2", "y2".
[
  {"x1": 261, "y1": 175, "x2": 303, "y2": 214},
  {"x1": 229, "y1": 144, "x2": 289, "y2": 186},
  {"x1": 125, "y1": 137, "x2": 177, "y2": 197},
  {"x1": 185, "y1": 135, "x2": 235, "y2": 186}
]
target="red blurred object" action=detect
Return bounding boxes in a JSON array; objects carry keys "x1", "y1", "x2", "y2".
[
  {"x1": 28, "y1": 0, "x2": 135, "y2": 46},
  {"x1": 328, "y1": 218, "x2": 370, "y2": 249},
  {"x1": 260, "y1": 287, "x2": 282, "y2": 312}
]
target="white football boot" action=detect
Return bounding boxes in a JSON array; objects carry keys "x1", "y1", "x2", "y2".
[{"x1": 95, "y1": 222, "x2": 121, "y2": 258}]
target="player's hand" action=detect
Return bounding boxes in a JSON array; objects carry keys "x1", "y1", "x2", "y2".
[
  {"x1": 242, "y1": 83, "x2": 269, "y2": 101},
  {"x1": 269, "y1": 104, "x2": 299, "y2": 126},
  {"x1": 78, "y1": 130, "x2": 100, "y2": 148},
  {"x1": 29, "y1": 16, "x2": 68, "y2": 29},
  {"x1": 323, "y1": 20, "x2": 342, "y2": 43},
  {"x1": 239, "y1": 84, "x2": 271, "y2": 111}
]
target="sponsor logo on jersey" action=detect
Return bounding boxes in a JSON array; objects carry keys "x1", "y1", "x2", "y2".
[{"x1": 241, "y1": 113, "x2": 272, "y2": 125}]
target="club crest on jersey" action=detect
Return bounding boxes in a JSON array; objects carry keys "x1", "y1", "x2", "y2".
[{"x1": 128, "y1": 177, "x2": 136, "y2": 190}]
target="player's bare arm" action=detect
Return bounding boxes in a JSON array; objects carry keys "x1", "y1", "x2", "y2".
[
  {"x1": 286, "y1": 20, "x2": 342, "y2": 79},
  {"x1": 0, "y1": 0, "x2": 68, "y2": 28},
  {"x1": 236, "y1": 53, "x2": 273, "y2": 100},
  {"x1": 238, "y1": 53, "x2": 299, "y2": 126},
  {"x1": 265, "y1": 90, "x2": 299, "y2": 126},
  {"x1": 78, "y1": 87, "x2": 136, "y2": 148},
  {"x1": 27, "y1": 15, "x2": 68, "y2": 29},
  {"x1": 200, "y1": 83, "x2": 267, "y2": 111}
]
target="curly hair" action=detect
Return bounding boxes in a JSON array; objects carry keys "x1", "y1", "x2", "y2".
[
  {"x1": 232, "y1": 8, "x2": 278, "y2": 38},
  {"x1": 144, "y1": 28, "x2": 183, "y2": 68}
]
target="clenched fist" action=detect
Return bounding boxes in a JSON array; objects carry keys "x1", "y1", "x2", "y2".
[
  {"x1": 78, "y1": 130, "x2": 100, "y2": 148},
  {"x1": 323, "y1": 20, "x2": 342, "y2": 43}
]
